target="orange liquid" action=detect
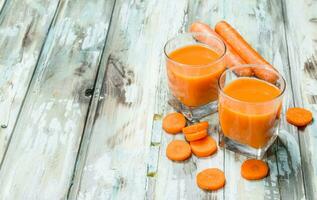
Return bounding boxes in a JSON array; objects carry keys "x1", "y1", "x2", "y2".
[
  {"x1": 167, "y1": 45, "x2": 225, "y2": 107},
  {"x1": 219, "y1": 78, "x2": 281, "y2": 148}
]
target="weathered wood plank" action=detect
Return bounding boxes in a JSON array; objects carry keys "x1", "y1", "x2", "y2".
[
  {"x1": 71, "y1": 0, "x2": 192, "y2": 199},
  {"x1": 0, "y1": 0, "x2": 5, "y2": 12},
  {"x1": 223, "y1": 0, "x2": 305, "y2": 199},
  {"x1": 153, "y1": 1, "x2": 225, "y2": 199},
  {"x1": 282, "y1": 0, "x2": 317, "y2": 199},
  {"x1": 0, "y1": 0, "x2": 60, "y2": 164},
  {"x1": 0, "y1": 0, "x2": 115, "y2": 199}
]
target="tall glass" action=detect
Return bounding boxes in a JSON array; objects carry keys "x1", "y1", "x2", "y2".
[
  {"x1": 218, "y1": 65, "x2": 286, "y2": 158},
  {"x1": 164, "y1": 33, "x2": 226, "y2": 121}
]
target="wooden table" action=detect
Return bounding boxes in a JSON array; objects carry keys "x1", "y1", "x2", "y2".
[{"x1": 0, "y1": 0, "x2": 316, "y2": 199}]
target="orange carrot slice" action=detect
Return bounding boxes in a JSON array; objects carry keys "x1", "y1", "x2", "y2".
[
  {"x1": 190, "y1": 136, "x2": 217, "y2": 157},
  {"x1": 215, "y1": 21, "x2": 278, "y2": 83},
  {"x1": 241, "y1": 159, "x2": 269, "y2": 180},
  {"x1": 182, "y1": 121, "x2": 209, "y2": 134},
  {"x1": 162, "y1": 112, "x2": 186, "y2": 134},
  {"x1": 196, "y1": 168, "x2": 226, "y2": 191},
  {"x1": 286, "y1": 107, "x2": 313, "y2": 127},
  {"x1": 185, "y1": 129, "x2": 208, "y2": 142},
  {"x1": 166, "y1": 140, "x2": 192, "y2": 161}
]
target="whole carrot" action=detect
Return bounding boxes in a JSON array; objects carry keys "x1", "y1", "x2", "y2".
[
  {"x1": 190, "y1": 22, "x2": 252, "y2": 76},
  {"x1": 215, "y1": 21, "x2": 278, "y2": 83}
]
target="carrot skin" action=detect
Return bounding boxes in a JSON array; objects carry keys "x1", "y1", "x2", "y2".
[
  {"x1": 215, "y1": 21, "x2": 270, "y2": 65},
  {"x1": 215, "y1": 21, "x2": 278, "y2": 83}
]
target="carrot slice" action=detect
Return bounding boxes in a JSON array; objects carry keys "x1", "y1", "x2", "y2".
[
  {"x1": 241, "y1": 159, "x2": 269, "y2": 180},
  {"x1": 286, "y1": 107, "x2": 313, "y2": 127},
  {"x1": 189, "y1": 22, "x2": 252, "y2": 76},
  {"x1": 185, "y1": 129, "x2": 208, "y2": 142},
  {"x1": 196, "y1": 168, "x2": 226, "y2": 191},
  {"x1": 166, "y1": 140, "x2": 192, "y2": 161},
  {"x1": 190, "y1": 136, "x2": 217, "y2": 157},
  {"x1": 215, "y1": 21, "x2": 278, "y2": 83},
  {"x1": 182, "y1": 121, "x2": 209, "y2": 134},
  {"x1": 162, "y1": 112, "x2": 186, "y2": 134}
]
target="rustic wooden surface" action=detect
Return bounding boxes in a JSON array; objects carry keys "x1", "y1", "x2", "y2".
[{"x1": 0, "y1": 0, "x2": 316, "y2": 199}]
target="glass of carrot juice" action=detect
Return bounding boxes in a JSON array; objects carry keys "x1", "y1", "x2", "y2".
[
  {"x1": 164, "y1": 33, "x2": 226, "y2": 120},
  {"x1": 218, "y1": 65, "x2": 286, "y2": 158}
]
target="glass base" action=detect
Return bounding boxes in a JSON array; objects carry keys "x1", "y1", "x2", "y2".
[
  {"x1": 168, "y1": 95, "x2": 217, "y2": 121},
  {"x1": 219, "y1": 131, "x2": 278, "y2": 159}
]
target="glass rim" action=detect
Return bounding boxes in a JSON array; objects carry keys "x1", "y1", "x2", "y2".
[
  {"x1": 217, "y1": 64, "x2": 286, "y2": 105},
  {"x1": 164, "y1": 32, "x2": 227, "y2": 69}
]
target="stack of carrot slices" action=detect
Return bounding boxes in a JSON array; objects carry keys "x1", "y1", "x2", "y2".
[
  {"x1": 163, "y1": 113, "x2": 218, "y2": 160},
  {"x1": 184, "y1": 122, "x2": 218, "y2": 157},
  {"x1": 162, "y1": 112, "x2": 271, "y2": 191}
]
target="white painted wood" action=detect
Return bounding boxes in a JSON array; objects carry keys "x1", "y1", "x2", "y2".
[
  {"x1": 0, "y1": 0, "x2": 115, "y2": 199},
  {"x1": 223, "y1": 0, "x2": 305, "y2": 199},
  {"x1": 73, "y1": 0, "x2": 193, "y2": 199},
  {"x1": 0, "y1": 0, "x2": 5, "y2": 12},
  {"x1": 282, "y1": 0, "x2": 317, "y2": 198},
  {"x1": 0, "y1": 0, "x2": 59, "y2": 164}
]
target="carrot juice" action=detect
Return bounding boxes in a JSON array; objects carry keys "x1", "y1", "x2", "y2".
[
  {"x1": 166, "y1": 44, "x2": 226, "y2": 107},
  {"x1": 219, "y1": 77, "x2": 283, "y2": 149}
]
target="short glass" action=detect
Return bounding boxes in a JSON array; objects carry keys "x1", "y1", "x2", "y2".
[
  {"x1": 164, "y1": 33, "x2": 226, "y2": 121},
  {"x1": 218, "y1": 65, "x2": 286, "y2": 158}
]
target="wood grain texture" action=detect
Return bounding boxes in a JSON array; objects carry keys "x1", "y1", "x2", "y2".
[
  {"x1": 0, "y1": 0, "x2": 115, "y2": 199},
  {"x1": 0, "y1": 0, "x2": 60, "y2": 164},
  {"x1": 0, "y1": 0, "x2": 5, "y2": 13},
  {"x1": 222, "y1": 0, "x2": 305, "y2": 199},
  {"x1": 72, "y1": 0, "x2": 192, "y2": 199},
  {"x1": 282, "y1": 0, "x2": 317, "y2": 199}
]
